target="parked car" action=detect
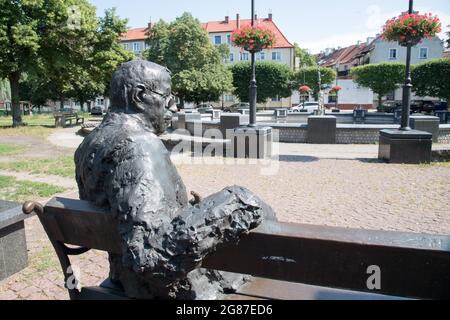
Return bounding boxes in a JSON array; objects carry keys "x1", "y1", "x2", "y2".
[
  {"x1": 224, "y1": 103, "x2": 250, "y2": 113},
  {"x1": 382, "y1": 100, "x2": 446, "y2": 114},
  {"x1": 291, "y1": 102, "x2": 320, "y2": 112},
  {"x1": 91, "y1": 106, "x2": 103, "y2": 116},
  {"x1": 195, "y1": 104, "x2": 214, "y2": 114}
]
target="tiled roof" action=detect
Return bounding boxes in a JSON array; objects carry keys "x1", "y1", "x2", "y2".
[
  {"x1": 121, "y1": 18, "x2": 293, "y2": 49},
  {"x1": 317, "y1": 43, "x2": 368, "y2": 67},
  {"x1": 121, "y1": 27, "x2": 148, "y2": 41}
]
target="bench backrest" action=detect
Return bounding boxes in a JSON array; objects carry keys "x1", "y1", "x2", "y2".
[{"x1": 38, "y1": 197, "x2": 450, "y2": 300}]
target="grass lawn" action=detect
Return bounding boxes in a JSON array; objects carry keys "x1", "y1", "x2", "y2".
[
  {"x1": 0, "y1": 175, "x2": 65, "y2": 202},
  {"x1": 0, "y1": 144, "x2": 27, "y2": 155},
  {"x1": 0, "y1": 156, "x2": 75, "y2": 178},
  {"x1": 0, "y1": 112, "x2": 94, "y2": 138}
]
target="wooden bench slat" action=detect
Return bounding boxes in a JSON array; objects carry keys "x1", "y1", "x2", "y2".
[
  {"x1": 234, "y1": 278, "x2": 408, "y2": 300},
  {"x1": 42, "y1": 198, "x2": 122, "y2": 254},
  {"x1": 39, "y1": 197, "x2": 450, "y2": 300},
  {"x1": 202, "y1": 221, "x2": 450, "y2": 300}
]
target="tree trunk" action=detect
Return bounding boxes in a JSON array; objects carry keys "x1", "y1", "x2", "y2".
[
  {"x1": 179, "y1": 97, "x2": 185, "y2": 109},
  {"x1": 8, "y1": 72, "x2": 22, "y2": 127},
  {"x1": 88, "y1": 101, "x2": 92, "y2": 113},
  {"x1": 79, "y1": 99, "x2": 85, "y2": 112},
  {"x1": 378, "y1": 94, "x2": 383, "y2": 110},
  {"x1": 60, "y1": 99, "x2": 65, "y2": 111}
]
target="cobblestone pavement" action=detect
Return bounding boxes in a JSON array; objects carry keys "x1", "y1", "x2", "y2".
[{"x1": 1, "y1": 147, "x2": 449, "y2": 300}]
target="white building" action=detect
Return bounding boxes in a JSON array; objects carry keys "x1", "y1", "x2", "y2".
[
  {"x1": 120, "y1": 14, "x2": 295, "y2": 109},
  {"x1": 317, "y1": 36, "x2": 445, "y2": 109}
]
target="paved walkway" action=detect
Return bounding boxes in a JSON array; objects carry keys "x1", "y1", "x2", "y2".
[{"x1": 0, "y1": 129, "x2": 449, "y2": 300}]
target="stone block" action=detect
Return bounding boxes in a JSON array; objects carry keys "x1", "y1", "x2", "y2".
[
  {"x1": 220, "y1": 114, "x2": 249, "y2": 135},
  {"x1": 410, "y1": 115, "x2": 440, "y2": 143},
  {"x1": 0, "y1": 201, "x2": 30, "y2": 282},
  {"x1": 176, "y1": 113, "x2": 201, "y2": 130},
  {"x1": 307, "y1": 116, "x2": 337, "y2": 144},
  {"x1": 378, "y1": 129, "x2": 432, "y2": 164},
  {"x1": 228, "y1": 126, "x2": 273, "y2": 159}
]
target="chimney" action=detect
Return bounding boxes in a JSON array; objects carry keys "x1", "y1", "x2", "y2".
[
  {"x1": 268, "y1": 13, "x2": 273, "y2": 21},
  {"x1": 225, "y1": 16, "x2": 229, "y2": 24},
  {"x1": 236, "y1": 14, "x2": 240, "y2": 29},
  {"x1": 147, "y1": 22, "x2": 152, "y2": 30},
  {"x1": 254, "y1": 13, "x2": 258, "y2": 20}
]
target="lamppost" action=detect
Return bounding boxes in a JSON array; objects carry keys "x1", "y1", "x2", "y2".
[
  {"x1": 400, "y1": 0, "x2": 414, "y2": 131},
  {"x1": 317, "y1": 65, "x2": 325, "y2": 115},
  {"x1": 335, "y1": 63, "x2": 340, "y2": 110},
  {"x1": 249, "y1": 0, "x2": 257, "y2": 127}
]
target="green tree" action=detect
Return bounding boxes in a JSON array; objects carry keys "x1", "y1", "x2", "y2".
[
  {"x1": 145, "y1": 20, "x2": 170, "y2": 65},
  {"x1": 0, "y1": 0, "x2": 101, "y2": 125},
  {"x1": 146, "y1": 13, "x2": 232, "y2": 106},
  {"x1": 351, "y1": 63, "x2": 405, "y2": 108},
  {"x1": 18, "y1": 6, "x2": 133, "y2": 112},
  {"x1": 66, "y1": 8, "x2": 134, "y2": 111},
  {"x1": 292, "y1": 67, "x2": 336, "y2": 96},
  {"x1": 412, "y1": 58, "x2": 450, "y2": 102},
  {"x1": 294, "y1": 43, "x2": 317, "y2": 67},
  {"x1": 230, "y1": 61, "x2": 293, "y2": 104}
]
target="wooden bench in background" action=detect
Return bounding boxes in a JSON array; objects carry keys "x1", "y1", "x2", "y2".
[
  {"x1": 54, "y1": 111, "x2": 84, "y2": 128},
  {"x1": 23, "y1": 198, "x2": 450, "y2": 300}
]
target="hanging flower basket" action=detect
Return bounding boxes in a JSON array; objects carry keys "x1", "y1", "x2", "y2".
[
  {"x1": 381, "y1": 12, "x2": 441, "y2": 47},
  {"x1": 330, "y1": 85, "x2": 342, "y2": 94},
  {"x1": 232, "y1": 25, "x2": 276, "y2": 53},
  {"x1": 299, "y1": 85, "x2": 312, "y2": 94}
]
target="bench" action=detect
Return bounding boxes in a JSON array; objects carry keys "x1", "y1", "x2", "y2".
[
  {"x1": 54, "y1": 111, "x2": 85, "y2": 128},
  {"x1": 23, "y1": 198, "x2": 450, "y2": 300}
]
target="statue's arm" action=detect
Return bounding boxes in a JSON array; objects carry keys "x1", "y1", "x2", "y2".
[{"x1": 106, "y1": 154, "x2": 274, "y2": 279}]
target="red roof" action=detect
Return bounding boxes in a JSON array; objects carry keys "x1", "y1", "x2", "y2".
[
  {"x1": 121, "y1": 27, "x2": 148, "y2": 41},
  {"x1": 121, "y1": 17, "x2": 293, "y2": 49},
  {"x1": 318, "y1": 44, "x2": 368, "y2": 67}
]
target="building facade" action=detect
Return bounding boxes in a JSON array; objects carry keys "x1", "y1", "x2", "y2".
[
  {"x1": 120, "y1": 14, "x2": 295, "y2": 109},
  {"x1": 318, "y1": 36, "x2": 445, "y2": 109}
]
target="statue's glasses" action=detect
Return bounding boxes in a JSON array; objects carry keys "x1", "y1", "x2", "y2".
[{"x1": 149, "y1": 90, "x2": 175, "y2": 108}]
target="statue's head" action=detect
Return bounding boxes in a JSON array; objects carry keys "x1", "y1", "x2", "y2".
[{"x1": 109, "y1": 60, "x2": 176, "y2": 135}]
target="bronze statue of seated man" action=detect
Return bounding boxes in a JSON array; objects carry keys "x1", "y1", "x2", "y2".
[{"x1": 75, "y1": 60, "x2": 276, "y2": 300}]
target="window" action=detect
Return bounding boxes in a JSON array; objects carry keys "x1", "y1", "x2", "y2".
[
  {"x1": 123, "y1": 43, "x2": 129, "y2": 50},
  {"x1": 225, "y1": 95, "x2": 235, "y2": 102},
  {"x1": 227, "y1": 35, "x2": 231, "y2": 44},
  {"x1": 271, "y1": 96, "x2": 281, "y2": 102},
  {"x1": 389, "y1": 48, "x2": 397, "y2": 60},
  {"x1": 386, "y1": 90, "x2": 395, "y2": 101},
  {"x1": 257, "y1": 52, "x2": 265, "y2": 60},
  {"x1": 229, "y1": 53, "x2": 234, "y2": 63},
  {"x1": 272, "y1": 52, "x2": 281, "y2": 61},
  {"x1": 144, "y1": 43, "x2": 150, "y2": 50},
  {"x1": 419, "y1": 48, "x2": 428, "y2": 59},
  {"x1": 240, "y1": 52, "x2": 249, "y2": 61},
  {"x1": 328, "y1": 95, "x2": 337, "y2": 103},
  {"x1": 133, "y1": 42, "x2": 141, "y2": 52},
  {"x1": 214, "y1": 35, "x2": 222, "y2": 45}
]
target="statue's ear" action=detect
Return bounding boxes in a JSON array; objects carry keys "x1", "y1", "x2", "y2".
[{"x1": 131, "y1": 84, "x2": 146, "y2": 112}]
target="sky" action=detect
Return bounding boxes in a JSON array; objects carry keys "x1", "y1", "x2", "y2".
[{"x1": 89, "y1": 0, "x2": 450, "y2": 53}]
